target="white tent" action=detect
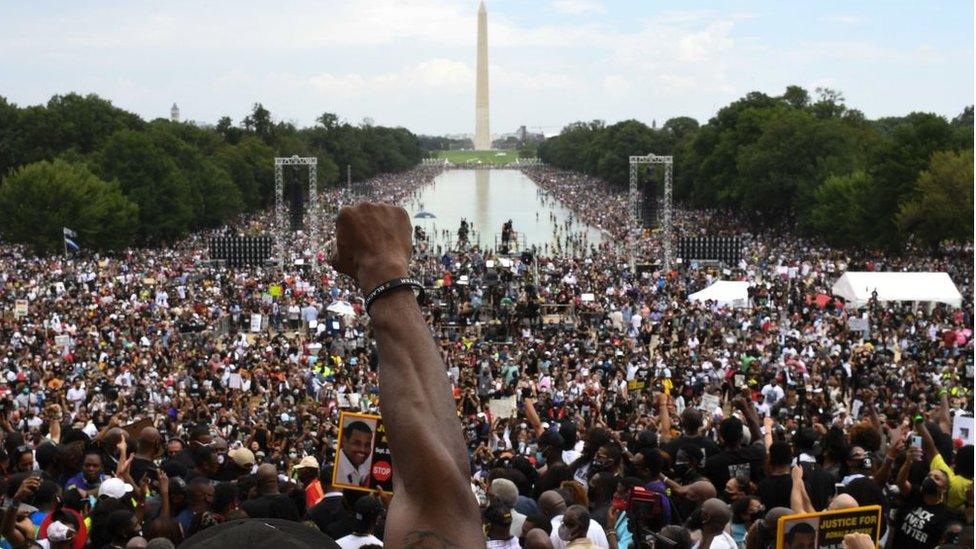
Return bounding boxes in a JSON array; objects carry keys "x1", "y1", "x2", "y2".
[
  {"x1": 831, "y1": 272, "x2": 963, "y2": 308},
  {"x1": 688, "y1": 280, "x2": 751, "y2": 308}
]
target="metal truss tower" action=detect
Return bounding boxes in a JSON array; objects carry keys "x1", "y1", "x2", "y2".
[
  {"x1": 274, "y1": 156, "x2": 319, "y2": 268},
  {"x1": 628, "y1": 154, "x2": 673, "y2": 271}
]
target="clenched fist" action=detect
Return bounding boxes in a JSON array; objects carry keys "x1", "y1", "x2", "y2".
[{"x1": 331, "y1": 203, "x2": 412, "y2": 292}]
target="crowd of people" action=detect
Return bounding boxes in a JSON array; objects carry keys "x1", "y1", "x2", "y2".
[{"x1": 0, "y1": 162, "x2": 971, "y2": 548}]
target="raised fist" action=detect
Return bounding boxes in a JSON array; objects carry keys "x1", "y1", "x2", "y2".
[{"x1": 331, "y1": 203, "x2": 412, "y2": 292}]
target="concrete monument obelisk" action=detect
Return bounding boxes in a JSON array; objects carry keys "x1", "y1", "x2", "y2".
[{"x1": 474, "y1": 0, "x2": 490, "y2": 150}]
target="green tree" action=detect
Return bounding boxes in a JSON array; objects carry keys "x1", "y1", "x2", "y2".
[
  {"x1": 242, "y1": 103, "x2": 274, "y2": 143},
  {"x1": 0, "y1": 159, "x2": 137, "y2": 252},
  {"x1": 782, "y1": 85, "x2": 811, "y2": 109},
  {"x1": 896, "y1": 149, "x2": 974, "y2": 247},
  {"x1": 95, "y1": 130, "x2": 194, "y2": 243},
  {"x1": 805, "y1": 171, "x2": 873, "y2": 247}
]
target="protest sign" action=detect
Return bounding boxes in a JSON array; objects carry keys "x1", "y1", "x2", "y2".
[
  {"x1": 227, "y1": 373, "x2": 243, "y2": 390},
  {"x1": 249, "y1": 313, "x2": 262, "y2": 332},
  {"x1": 580, "y1": 293, "x2": 595, "y2": 302},
  {"x1": 776, "y1": 505, "x2": 881, "y2": 549},
  {"x1": 953, "y1": 414, "x2": 974, "y2": 445},
  {"x1": 122, "y1": 418, "x2": 154, "y2": 441},
  {"x1": 488, "y1": 395, "x2": 517, "y2": 419},
  {"x1": 699, "y1": 393, "x2": 721, "y2": 413},
  {"x1": 269, "y1": 284, "x2": 282, "y2": 297},
  {"x1": 54, "y1": 335, "x2": 71, "y2": 349},
  {"x1": 337, "y1": 393, "x2": 361, "y2": 409},
  {"x1": 14, "y1": 300, "x2": 27, "y2": 318},
  {"x1": 332, "y1": 411, "x2": 392, "y2": 494}
]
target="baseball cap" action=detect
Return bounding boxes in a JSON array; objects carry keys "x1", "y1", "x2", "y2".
[
  {"x1": 98, "y1": 477, "x2": 134, "y2": 499},
  {"x1": 353, "y1": 495, "x2": 384, "y2": 530},
  {"x1": 228, "y1": 448, "x2": 256, "y2": 468},
  {"x1": 46, "y1": 520, "x2": 76, "y2": 542},
  {"x1": 292, "y1": 456, "x2": 319, "y2": 471}
]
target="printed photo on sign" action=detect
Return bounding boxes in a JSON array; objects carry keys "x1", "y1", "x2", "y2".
[
  {"x1": 776, "y1": 505, "x2": 881, "y2": 549},
  {"x1": 782, "y1": 518, "x2": 818, "y2": 549},
  {"x1": 332, "y1": 411, "x2": 393, "y2": 494}
]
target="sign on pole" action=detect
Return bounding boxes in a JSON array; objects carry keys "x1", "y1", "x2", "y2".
[
  {"x1": 332, "y1": 411, "x2": 392, "y2": 494},
  {"x1": 776, "y1": 505, "x2": 882, "y2": 549}
]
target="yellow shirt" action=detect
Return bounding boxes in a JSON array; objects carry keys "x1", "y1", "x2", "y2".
[{"x1": 931, "y1": 452, "x2": 972, "y2": 512}]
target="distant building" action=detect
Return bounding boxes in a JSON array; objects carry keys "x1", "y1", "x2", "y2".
[{"x1": 170, "y1": 103, "x2": 180, "y2": 122}]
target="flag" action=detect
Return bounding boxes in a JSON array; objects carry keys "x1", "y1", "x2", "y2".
[
  {"x1": 64, "y1": 237, "x2": 79, "y2": 252},
  {"x1": 62, "y1": 227, "x2": 77, "y2": 238}
]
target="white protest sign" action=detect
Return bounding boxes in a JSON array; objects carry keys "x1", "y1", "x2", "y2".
[
  {"x1": 228, "y1": 373, "x2": 243, "y2": 390},
  {"x1": 851, "y1": 399, "x2": 863, "y2": 419},
  {"x1": 488, "y1": 395, "x2": 518, "y2": 419},
  {"x1": 953, "y1": 415, "x2": 975, "y2": 445},
  {"x1": 249, "y1": 313, "x2": 262, "y2": 332},
  {"x1": 581, "y1": 293, "x2": 595, "y2": 302},
  {"x1": 699, "y1": 393, "x2": 721, "y2": 413}
]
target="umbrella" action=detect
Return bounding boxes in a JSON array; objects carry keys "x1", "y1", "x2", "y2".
[
  {"x1": 414, "y1": 211, "x2": 437, "y2": 219},
  {"x1": 181, "y1": 518, "x2": 340, "y2": 549},
  {"x1": 326, "y1": 300, "x2": 356, "y2": 316}
]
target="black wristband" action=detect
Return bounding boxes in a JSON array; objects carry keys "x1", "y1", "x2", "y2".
[{"x1": 364, "y1": 277, "x2": 425, "y2": 315}]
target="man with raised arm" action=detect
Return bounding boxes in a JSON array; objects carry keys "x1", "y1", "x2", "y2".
[{"x1": 331, "y1": 203, "x2": 482, "y2": 548}]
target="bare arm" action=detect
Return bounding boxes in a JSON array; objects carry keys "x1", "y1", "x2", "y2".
[
  {"x1": 895, "y1": 446, "x2": 917, "y2": 495},
  {"x1": 790, "y1": 465, "x2": 815, "y2": 513},
  {"x1": 334, "y1": 204, "x2": 481, "y2": 548},
  {"x1": 656, "y1": 392, "x2": 671, "y2": 443},
  {"x1": 523, "y1": 396, "x2": 545, "y2": 438},
  {"x1": 734, "y1": 396, "x2": 762, "y2": 445}
]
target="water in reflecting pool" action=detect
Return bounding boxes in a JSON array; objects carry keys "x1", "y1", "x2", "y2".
[{"x1": 404, "y1": 169, "x2": 603, "y2": 255}]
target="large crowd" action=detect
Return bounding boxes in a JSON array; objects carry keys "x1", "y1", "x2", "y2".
[{"x1": 0, "y1": 163, "x2": 971, "y2": 548}]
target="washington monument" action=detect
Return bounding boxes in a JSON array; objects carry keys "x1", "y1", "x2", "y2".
[{"x1": 474, "y1": 0, "x2": 490, "y2": 150}]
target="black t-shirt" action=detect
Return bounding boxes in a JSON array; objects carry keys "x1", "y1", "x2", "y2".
[
  {"x1": 703, "y1": 443, "x2": 766, "y2": 489},
  {"x1": 129, "y1": 456, "x2": 158, "y2": 485},
  {"x1": 798, "y1": 462, "x2": 835, "y2": 512},
  {"x1": 757, "y1": 473, "x2": 792, "y2": 510},
  {"x1": 662, "y1": 434, "x2": 721, "y2": 462},
  {"x1": 240, "y1": 493, "x2": 301, "y2": 521},
  {"x1": 892, "y1": 487, "x2": 948, "y2": 549},
  {"x1": 309, "y1": 494, "x2": 355, "y2": 540}
]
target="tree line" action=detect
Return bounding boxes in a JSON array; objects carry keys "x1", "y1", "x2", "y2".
[
  {"x1": 538, "y1": 86, "x2": 973, "y2": 249},
  {"x1": 0, "y1": 94, "x2": 423, "y2": 252}
]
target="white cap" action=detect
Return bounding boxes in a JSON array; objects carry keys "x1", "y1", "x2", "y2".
[{"x1": 98, "y1": 477, "x2": 134, "y2": 499}]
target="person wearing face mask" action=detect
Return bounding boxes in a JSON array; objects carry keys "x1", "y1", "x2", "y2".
[
  {"x1": 729, "y1": 496, "x2": 764, "y2": 547},
  {"x1": 553, "y1": 505, "x2": 602, "y2": 549},
  {"x1": 890, "y1": 443, "x2": 949, "y2": 549}
]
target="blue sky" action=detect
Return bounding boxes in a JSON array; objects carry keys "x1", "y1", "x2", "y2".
[{"x1": 1, "y1": 0, "x2": 972, "y2": 136}]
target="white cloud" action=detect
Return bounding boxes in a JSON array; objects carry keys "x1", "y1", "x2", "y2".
[{"x1": 550, "y1": 0, "x2": 606, "y2": 15}]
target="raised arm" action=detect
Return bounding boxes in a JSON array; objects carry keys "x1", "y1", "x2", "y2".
[
  {"x1": 332, "y1": 203, "x2": 481, "y2": 548},
  {"x1": 790, "y1": 465, "x2": 815, "y2": 513},
  {"x1": 523, "y1": 395, "x2": 545, "y2": 438},
  {"x1": 733, "y1": 396, "x2": 762, "y2": 445}
]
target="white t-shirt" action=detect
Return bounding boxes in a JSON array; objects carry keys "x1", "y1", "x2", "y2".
[
  {"x1": 692, "y1": 531, "x2": 737, "y2": 549},
  {"x1": 336, "y1": 533, "x2": 383, "y2": 548},
  {"x1": 550, "y1": 516, "x2": 609, "y2": 549}
]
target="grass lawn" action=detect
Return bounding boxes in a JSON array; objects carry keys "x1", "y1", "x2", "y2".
[{"x1": 432, "y1": 150, "x2": 521, "y2": 165}]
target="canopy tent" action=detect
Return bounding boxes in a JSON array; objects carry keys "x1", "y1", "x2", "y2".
[
  {"x1": 831, "y1": 272, "x2": 963, "y2": 308},
  {"x1": 688, "y1": 280, "x2": 751, "y2": 308}
]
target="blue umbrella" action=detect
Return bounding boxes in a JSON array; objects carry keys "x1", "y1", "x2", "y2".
[{"x1": 414, "y1": 211, "x2": 437, "y2": 219}]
